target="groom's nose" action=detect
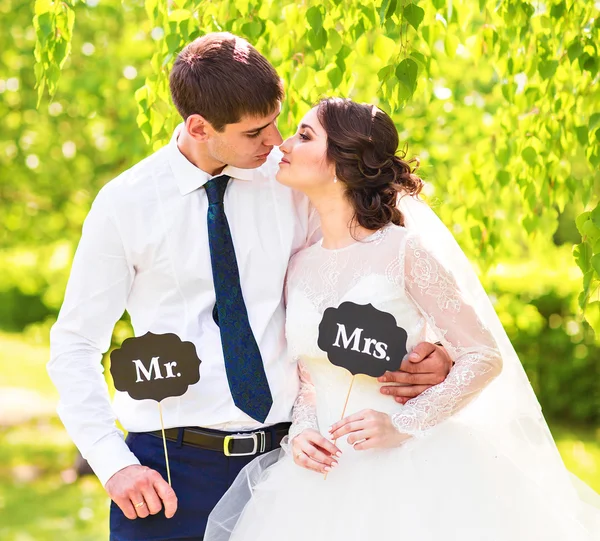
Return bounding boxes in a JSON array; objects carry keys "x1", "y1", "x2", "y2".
[{"x1": 263, "y1": 123, "x2": 283, "y2": 146}]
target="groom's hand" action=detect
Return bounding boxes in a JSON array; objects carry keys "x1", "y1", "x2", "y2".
[
  {"x1": 105, "y1": 464, "x2": 177, "y2": 520},
  {"x1": 377, "y1": 342, "x2": 452, "y2": 404}
]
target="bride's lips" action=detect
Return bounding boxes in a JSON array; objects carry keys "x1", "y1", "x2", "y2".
[{"x1": 279, "y1": 158, "x2": 290, "y2": 165}]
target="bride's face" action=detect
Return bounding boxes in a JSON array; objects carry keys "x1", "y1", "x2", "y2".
[{"x1": 276, "y1": 107, "x2": 336, "y2": 191}]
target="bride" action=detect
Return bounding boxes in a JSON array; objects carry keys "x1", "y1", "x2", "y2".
[{"x1": 205, "y1": 98, "x2": 600, "y2": 540}]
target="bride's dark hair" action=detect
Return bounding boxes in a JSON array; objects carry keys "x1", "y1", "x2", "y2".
[{"x1": 317, "y1": 98, "x2": 423, "y2": 230}]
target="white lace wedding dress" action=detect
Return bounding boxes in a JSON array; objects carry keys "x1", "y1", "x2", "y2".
[{"x1": 205, "y1": 224, "x2": 599, "y2": 541}]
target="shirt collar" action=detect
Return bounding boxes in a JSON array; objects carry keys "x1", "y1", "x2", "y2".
[{"x1": 168, "y1": 124, "x2": 258, "y2": 196}]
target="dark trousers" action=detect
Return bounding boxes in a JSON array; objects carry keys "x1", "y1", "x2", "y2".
[{"x1": 110, "y1": 431, "x2": 267, "y2": 541}]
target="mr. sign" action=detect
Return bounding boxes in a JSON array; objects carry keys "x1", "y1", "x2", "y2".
[{"x1": 110, "y1": 332, "x2": 201, "y2": 403}]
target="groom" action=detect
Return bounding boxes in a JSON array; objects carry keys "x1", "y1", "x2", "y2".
[{"x1": 48, "y1": 32, "x2": 452, "y2": 540}]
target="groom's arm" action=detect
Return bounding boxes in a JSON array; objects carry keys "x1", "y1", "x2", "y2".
[
  {"x1": 48, "y1": 184, "x2": 176, "y2": 519},
  {"x1": 378, "y1": 342, "x2": 453, "y2": 404}
]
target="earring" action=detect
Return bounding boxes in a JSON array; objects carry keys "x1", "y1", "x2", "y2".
[{"x1": 333, "y1": 175, "x2": 338, "y2": 183}]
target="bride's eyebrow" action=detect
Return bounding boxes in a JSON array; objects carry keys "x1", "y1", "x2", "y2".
[{"x1": 299, "y1": 123, "x2": 316, "y2": 134}]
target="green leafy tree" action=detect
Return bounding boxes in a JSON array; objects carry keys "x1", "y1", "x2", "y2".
[
  {"x1": 0, "y1": 0, "x2": 596, "y2": 421},
  {"x1": 32, "y1": 0, "x2": 600, "y2": 333}
]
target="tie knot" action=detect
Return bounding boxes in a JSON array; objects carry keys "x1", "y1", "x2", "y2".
[{"x1": 205, "y1": 174, "x2": 231, "y2": 205}]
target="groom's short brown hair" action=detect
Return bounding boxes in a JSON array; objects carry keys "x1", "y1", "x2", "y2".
[{"x1": 169, "y1": 32, "x2": 284, "y2": 131}]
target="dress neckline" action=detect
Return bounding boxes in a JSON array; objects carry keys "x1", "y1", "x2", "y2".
[{"x1": 317, "y1": 225, "x2": 389, "y2": 253}]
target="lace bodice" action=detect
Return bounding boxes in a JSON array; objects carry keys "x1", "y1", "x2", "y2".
[{"x1": 285, "y1": 224, "x2": 502, "y2": 444}]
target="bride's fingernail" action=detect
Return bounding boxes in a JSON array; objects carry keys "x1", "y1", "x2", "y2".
[
  {"x1": 335, "y1": 451, "x2": 342, "y2": 457},
  {"x1": 331, "y1": 461, "x2": 338, "y2": 468},
  {"x1": 324, "y1": 466, "x2": 331, "y2": 472}
]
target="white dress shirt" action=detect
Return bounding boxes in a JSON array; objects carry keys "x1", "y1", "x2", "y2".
[{"x1": 48, "y1": 128, "x2": 317, "y2": 486}]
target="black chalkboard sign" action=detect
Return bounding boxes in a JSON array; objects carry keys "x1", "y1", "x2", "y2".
[
  {"x1": 110, "y1": 332, "x2": 201, "y2": 403},
  {"x1": 317, "y1": 302, "x2": 408, "y2": 377}
]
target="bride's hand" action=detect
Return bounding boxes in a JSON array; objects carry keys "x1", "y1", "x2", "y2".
[
  {"x1": 329, "y1": 409, "x2": 411, "y2": 450},
  {"x1": 291, "y1": 429, "x2": 342, "y2": 474}
]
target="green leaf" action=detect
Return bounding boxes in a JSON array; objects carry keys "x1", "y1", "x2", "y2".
[
  {"x1": 327, "y1": 66, "x2": 342, "y2": 88},
  {"x1": 582, "y1": 220, "x2": 600, "y2": 243},
  {"x1": 166, "y1": 33, "x2": 180, "y2": 54},
  {"x1": 591, "y1": 204, "x2": 600, "y2": 228},
  {"x1": 583, "y1": 301, "x2": 600, "y2": 336},
  {"x1": 538, "y1": 59, "x2": 558, "y2": 79},
  {"x1": 327, "y1": 29, "x2": 342, "y2": 54},
  {"x1": 567, "y1": 41, "x2": 583, "y2": 63},
  {"x1": 378, "y1": 64, "x2": 395, "y2": 82},
  {"x1": 592, "y1": 254, "x2": 600, "y2": 277},
  {"x1": 582, "y1": 55, "x2": 597, "y2": 75},
  {"x1": 36, "y1": 11, "x2": 53, "y2": 38},
  {"x1": 336, "y1": 45, "x2": 352, "y2": 72},
  {"x1": 589, "y1": 113, "x2": 600, "y2": 131},
  {"x1": 306, "y1": 6, "x2": 323, "y2": 32},
  {"x1": 497, "y1": 170, "x2": 510, "y2": 187},
  {"x1": 589, "y1": 148, "x2": 600, "y2": 168},
  {"x1": 521, "y1": 146, "x2": 537, "y2": 167},
  {"x1": 242, "y1": 19, "x2": 265, "y2": 40},
  {"x1": 575, "y1": 125, "x2": 588, "y2": 146},
  {"x1": 574, "y1": 241, "x2": 592, "y2": 272},
  {"x1": 308, "y1": 27, "x2": 327, "y2": 50},
  {"x1": 293, "y1": 66, "x2": 309, "y2": 89},
  {"x1": 395, "y1": 58, "x2": 418, "y2": 95},
  {"x1": 352, "y1": 19, "x2": 366, "y2": 41},
  {"x1": 403, "y1": 3, "x2": 425, "y2": 31},
  {"x1": 578, "y1": 53, "x2": 598, "y2": 76},
  {"x1": 409, "y1": 51, "x2": 427, "y2": 69},
  {"x1": 576, "y1": 212, "x2": 591, "y2": 237},
  {"x1": 550, "y1": 1, "x2": 565, "y2": 18},
  {"x1": 360, "y1": 5, "x2": 377, "y2": 27},
  {"x1": 379, "y1": 0, "x2": 396, "y2": 25},
  {"x1": 52, "y1": 38, "x2": 68, "y2": 66}
]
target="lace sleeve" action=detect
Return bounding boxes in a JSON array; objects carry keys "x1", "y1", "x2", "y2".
[
  {"x1": 390, "y1": 234, "x2": 503, "y2": 438},
  {"x1": 288, "y1": 359, "x2": 319, "y2": 442}
]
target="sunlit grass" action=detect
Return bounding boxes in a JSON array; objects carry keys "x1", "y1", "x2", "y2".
[
  {"x1": 553, "y1": 425, "x2": 600, "y2": 492},
  {"x1": 0, "y1": 419, "x2": 110, "y2": 541},
  {"x1": 0, "y1": 332, "x2": 598, "y2": 540}
]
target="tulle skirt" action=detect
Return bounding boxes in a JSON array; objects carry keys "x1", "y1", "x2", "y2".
[{"x1": 205, "y1": 420, "x2": 600, "y2": 541}]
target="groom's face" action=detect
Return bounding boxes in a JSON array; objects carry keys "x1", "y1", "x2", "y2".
[{"x1": 207, "y1": 104, "x2": 283, "y2": 169}]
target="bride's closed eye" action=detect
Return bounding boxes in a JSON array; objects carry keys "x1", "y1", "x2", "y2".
[{"x1": 299, "y1": 131, "x2": 310, "y2": 141}]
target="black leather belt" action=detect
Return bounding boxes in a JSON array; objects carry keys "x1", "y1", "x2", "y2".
[{"x1": 144, "y1": 422, "x2": 291, "y2": 457}]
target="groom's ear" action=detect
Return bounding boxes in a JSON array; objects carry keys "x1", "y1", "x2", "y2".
[{"x1": 186, "y1": 114, "x2": 214, "y2": 142}]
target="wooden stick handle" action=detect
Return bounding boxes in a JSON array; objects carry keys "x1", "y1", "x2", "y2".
[
  {"x1": 324, "y1": 375, "x2": 355, "y2": 481},
  {"x1": 158, "y1": 402, "x2": 172, "y2": 486}
]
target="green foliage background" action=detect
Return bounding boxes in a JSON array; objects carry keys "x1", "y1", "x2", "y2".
[
  {"x1": 0, "y1": 0, "x2": 599, "y2": 537},
  {"x1": 7, "y1": 0, "x2": 598, "y2": 418}
]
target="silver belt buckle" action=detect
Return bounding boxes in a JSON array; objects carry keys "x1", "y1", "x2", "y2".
[{"x1": 223, "y1": 430, "x2": 266, "y2": 456}]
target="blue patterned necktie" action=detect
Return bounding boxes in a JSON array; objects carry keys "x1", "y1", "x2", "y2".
[{"x1": 204, "y1": 174, "x2": 273, "y2": 423}]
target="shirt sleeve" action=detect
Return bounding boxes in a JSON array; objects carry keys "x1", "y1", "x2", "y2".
[
  {"x1": 390, "y1": 233, "x2": 503, "y2": 438},
  {"x1": 48, "y1": 186, "x2": 140, "y2": 486}
]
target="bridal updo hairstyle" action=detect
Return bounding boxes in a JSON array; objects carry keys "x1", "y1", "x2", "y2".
[{"x1": 317, "y1": 98, "x2": 423, "y2": 230}]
